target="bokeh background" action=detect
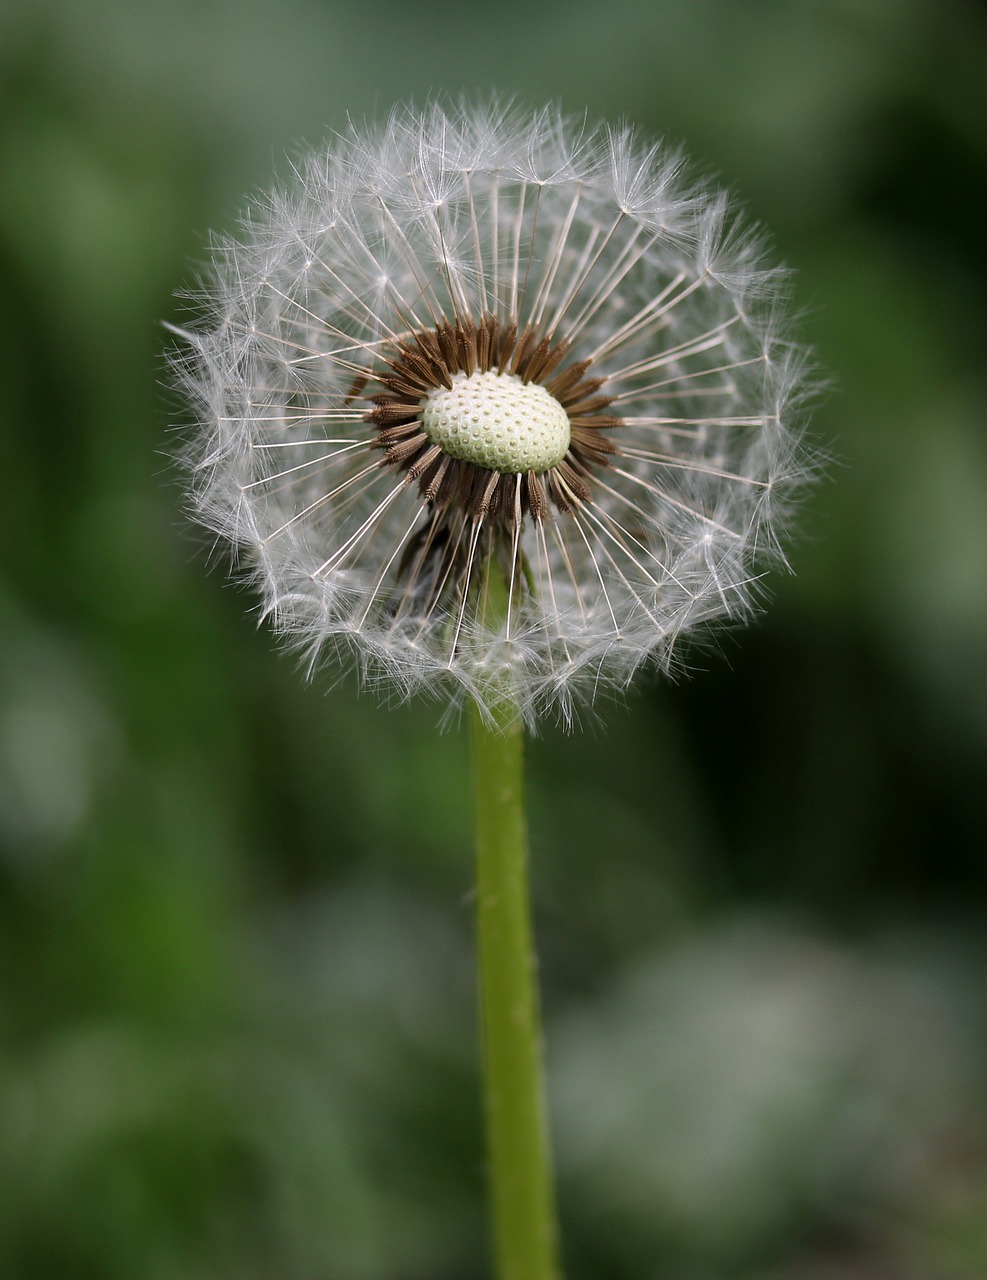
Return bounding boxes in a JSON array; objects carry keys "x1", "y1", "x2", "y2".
[{"x1": 2, "y1": 1, "x2": 986, "y2": 1277}]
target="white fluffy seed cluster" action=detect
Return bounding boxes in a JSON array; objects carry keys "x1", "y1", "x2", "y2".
[
  {"x1": 422, "y1": 372, "x2": 571, "y2": 474},
  {"x1": 175, "y1": 101, "x2": 818, "y2": 728}
]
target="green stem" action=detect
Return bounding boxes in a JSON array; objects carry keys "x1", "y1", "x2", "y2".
[{"x1": 470, "y1": 563, "x2": 560, "y2": 1280}]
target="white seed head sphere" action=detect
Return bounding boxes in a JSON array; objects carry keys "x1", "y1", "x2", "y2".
[
  {"x1": 175, "y1": 101, "x2": 818, "y2": 728},
  {"x1": 422, "y1": 373, "x2": 571, "y2": 474}
]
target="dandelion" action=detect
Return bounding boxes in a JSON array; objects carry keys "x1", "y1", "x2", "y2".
[
  {"x1": 175, "y1": 101, "x2": 815, "y2": 730},
  {"x1": 172, "y1": 100, "x2": 818, "y2": 1280}
]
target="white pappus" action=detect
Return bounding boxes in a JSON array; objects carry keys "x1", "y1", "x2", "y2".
[{"x1": 173, "y1": 100, "x2": 818, "y2": 728}]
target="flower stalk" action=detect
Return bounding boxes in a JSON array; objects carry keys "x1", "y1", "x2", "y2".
[{"x1": 471, "y1": 560, "x2": 559, "y2": 1280}]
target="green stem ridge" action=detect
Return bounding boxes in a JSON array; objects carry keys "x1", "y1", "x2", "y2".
[{"x1": 470, "y1": 561, "x2": 560, "y2": 1280}]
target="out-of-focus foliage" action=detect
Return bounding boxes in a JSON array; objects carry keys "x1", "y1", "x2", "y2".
[{"x1": 2, "y1": 1, "x2": 986, "y2": 1277}]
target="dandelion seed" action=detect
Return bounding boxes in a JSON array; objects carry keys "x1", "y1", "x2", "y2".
[{"x1": 174, "y1": 100, "x2": 817, "y2": 727}]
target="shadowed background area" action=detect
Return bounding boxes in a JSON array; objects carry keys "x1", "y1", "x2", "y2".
[{"x1": 2, "y1": 1, "x2": 986, "y2": 1277}]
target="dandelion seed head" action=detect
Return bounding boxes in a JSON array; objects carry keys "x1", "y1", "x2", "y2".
[{"x1": 174, "y1": 100, "x2": 819, "y2": 728}]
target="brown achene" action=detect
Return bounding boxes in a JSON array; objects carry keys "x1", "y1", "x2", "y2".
[{"x1": 361, "y1": 314, "x2": 622, "y2": 528}]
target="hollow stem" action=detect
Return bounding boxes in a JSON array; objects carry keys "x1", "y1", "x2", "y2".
[{"x1": 470, "y1": 559, "x2": 560, "y2": 1280}]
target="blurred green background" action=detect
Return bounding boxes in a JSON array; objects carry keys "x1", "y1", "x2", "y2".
[{"x1": 2, "y1": 1, "x2": 987, "y2": 1277}]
